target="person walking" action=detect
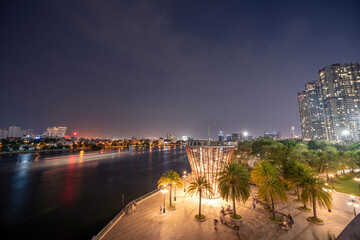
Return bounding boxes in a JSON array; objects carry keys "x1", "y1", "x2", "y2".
[
  {"x1": 214, "y1": 219, "x2": 218, "y2": 230},
  {"x1": 252, "y1": 199, "x2": 256, "y2": 209},
  {"x1": 130, "y1": 203, "x2": 134, "y2": 214},
  {"x1": 133, "y1": 202, "x2": 137, "y2": 213},
  {"x1": 160, "y1": 204, "x2": 163, "y2": 214}
]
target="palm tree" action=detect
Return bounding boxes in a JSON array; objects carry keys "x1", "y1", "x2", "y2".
[
  {"x1": 187, "y1": 176, "x2": 213, "y2": 218},
  {"x1": 316, "y1": 147, "x2": 338, "y2": 181},
  {"x1": 287, "y1": 161, "x2": 312, "y2": 201},
  {"x1": 252, "y1": 161, "x2": 288, "y2": 220},
  {"x1": 158, "y1": 170, "x2": 182, "y2": 207},
  {"x1": 251, "y1": 161, "x2": 277, "y2": 186},
  {"x1": 300, "y1": 172, "x2": 332, "y2": 221},
  {"x1": 258, "y1": 175, "x2": 288, "y2": 220},
  {"x1": 218, "y1": 162, "x2": 251, "y2": 218}
]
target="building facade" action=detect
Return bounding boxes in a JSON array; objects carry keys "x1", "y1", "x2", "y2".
[
  {"x1": 297, "y1": 81, "x2": 326, "y2": 140},
  {"x1": 8, "y1": 126, "x2": 21, "y2": 138},
  {"x1": 44, "y1": 127, "x2": 67, "y2": 138},
  {"x1": 218, "y1": 131, "x2": 225, "y2": 141},
  {"x1": 319, "y1": 63, "x2": 360, "y2": 141},
  {"x1": 263, "y1": 131, "x2": 281, "y2": 140},
  {"x1": 298, "y1": 63, "x2": 360, "y2": 141}
]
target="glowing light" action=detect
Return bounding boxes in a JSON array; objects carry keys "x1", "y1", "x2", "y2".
[{"x1": 342, "y1": 130, "x2": 350, "y2": 136}]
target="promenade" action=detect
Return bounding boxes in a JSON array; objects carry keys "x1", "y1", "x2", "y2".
[{"x1": 102, "y1": 180, "x2": 355, "y2": 240}]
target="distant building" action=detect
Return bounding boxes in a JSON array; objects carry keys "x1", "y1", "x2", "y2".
[
  {"x1": 167, "y1": 133, "x2": 176, "y2": 140},
  {"x1": 218, "y1": 131, "x2": 225, "y2": 141},
  {"x1": 226, "y1": 135, "x2": 232, "y2": 141},
  {"x1": 297, "y1": 81, "x2": 326, "y2": 140},
  {"x1": 231, "y1": 133, "x2": 239, "y2": 142},
  {"x1": 0, "y1": 128, "x2": 8, "y2": 139},
  {"x1": 298, "y1": 63, "x2": 360, "y2": 141},
  {"x1": 290, "y1": 126, "x2": 295, "y2": 139},
  {"x1": 264, "y1": 131, "x2": 281, "y2": 140},
  {"x1": 8, "y1": 126, "x2": 21, "y2": 138},
  {"x1": 44, "y1": 127, "x2": 67, "y2": 138},
  {"x1": 319, "y1": 63, "x2": 360, "y2": 141},
  {"x1": 20, "y1": 129, "x2": 34, "y2": 138}
]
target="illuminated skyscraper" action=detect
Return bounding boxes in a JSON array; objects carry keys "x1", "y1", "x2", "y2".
[
  {"x1": 297, "y1": 81, "x2": 326, "y2": 140},
  {"x1": 298, "y1": 63, "x2": 360, "y2": 141},
  {"x1": 319, "y1": 63, "x2": 360, "y2": 141},
  {"x1": 186, "y1": 141, "x2": 235, "y2": 198}
]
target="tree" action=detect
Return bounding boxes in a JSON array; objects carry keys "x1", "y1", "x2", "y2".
[
  {"x1": 252, "y1": 161, "x2": 288, "y2": 219},
  {"x1": 251, "y1": 161, "x2": 277, "y2": 186},
  {"x1": 218, "y1": 162, "x2": 251, "y2": 218},
  {"x1": 300, "y1": 172, "x2": 332, "y2": 221},
  {"x1": 187, "y1": 176, "x2": 213, "y2": 218},
  {"x1": 316, "y1": 147, "x2": 338, "y2": 181},
  {"x1": 158, "y1": 170, "x2": 182, "y2": 207},
  {"x1": 287, "y1": 161, "x2": 313, "y2": 205}
]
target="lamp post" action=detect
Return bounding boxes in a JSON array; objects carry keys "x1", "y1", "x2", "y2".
[
  {"x1": 329, "y1": 173, "x2": 334, "y2": 189},
  {"x1": 243, "y1": 131, "x2": 248, "y2": 141},
  {"x1": 347, "y1": 196, "x2": 359, "y2": 218},
  {"x1": 342, "y1": 129, "x2": 350, "y2": 141},
  {"x1": 161, "y1": 185, "x2": 168, "y2": 213},
  {"x1": 183, "y1": 171, "x2": 187, "y2": 192}
]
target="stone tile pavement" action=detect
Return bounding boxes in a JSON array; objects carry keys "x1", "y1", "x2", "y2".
[{"x1": 102, "y1": 182, "x2": 355, "y2": 240}]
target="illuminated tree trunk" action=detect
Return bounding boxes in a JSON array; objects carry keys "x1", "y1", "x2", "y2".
[
  {"x1": 199, "y1": 191, "x2": 202, "y2": 216},
  {"x1": 169, "y1": 185, "x2": 172, "y2": 206}
]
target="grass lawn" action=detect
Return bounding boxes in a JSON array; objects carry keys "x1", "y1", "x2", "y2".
[{"x1": 333, "y1": 173, "x2": 360, "y2": 197}]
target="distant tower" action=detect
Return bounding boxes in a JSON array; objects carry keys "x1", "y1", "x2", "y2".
[{"x1": 291, "y1": 126, "x2": 295, "y2": 139}]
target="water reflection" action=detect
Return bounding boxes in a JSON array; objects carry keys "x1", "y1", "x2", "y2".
[{"x1": 0, "y1": 147, "x2": 191, "y2": 240}]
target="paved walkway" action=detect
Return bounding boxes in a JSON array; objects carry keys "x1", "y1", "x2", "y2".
[{"x1": 102, "y1": 181, "x2": 355, "y2": 240}]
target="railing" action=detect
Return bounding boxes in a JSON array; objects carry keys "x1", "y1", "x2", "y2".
[{"x1": 95, "y1": 188, "x2": 160, "y2": 240}]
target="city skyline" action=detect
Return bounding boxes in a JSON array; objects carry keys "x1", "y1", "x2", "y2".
[{"x1": 1, "y1": 0, "x2": 359, "y2": 138}]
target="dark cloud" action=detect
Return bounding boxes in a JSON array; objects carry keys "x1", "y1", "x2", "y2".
[{"x1": 0, "y1": 0, "x2": 359, "y2": 138}]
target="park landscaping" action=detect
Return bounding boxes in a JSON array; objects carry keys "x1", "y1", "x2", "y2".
[{"x1": 334, "y1": 173, "x2": 360, "y2": 197}]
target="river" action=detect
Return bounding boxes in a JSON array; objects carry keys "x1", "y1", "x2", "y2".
[{"x1": 0, "y1": 146, "x2": 190, "y2": 240}]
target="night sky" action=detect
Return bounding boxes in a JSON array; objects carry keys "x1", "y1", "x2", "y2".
[{"x1": 0, "y1": 0, "x2": 359, "y2": 139}]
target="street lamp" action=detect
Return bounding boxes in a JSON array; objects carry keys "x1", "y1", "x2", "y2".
[
  {"x1": 329, "y1": 173, "x2": 334, "y2": 189},
  {"x1": 243, "y1": 131, "x2": 248, "y2": 140},
  {"x1": 161, "y1": 185, "x2": 168, "y2": 213},
  {"x1": 342, "y1": 129, "x2": 350, "y2": 141},
  {"x1": 347, "y1": 196, "x2": 359, "y2": 218},
  {"x1": 183, "y1": 171, "x2": 187, "y2": 192}
]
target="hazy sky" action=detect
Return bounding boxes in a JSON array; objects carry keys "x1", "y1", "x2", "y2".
[{"x1": 0, "y1": 0, "x2": 359, "y2": 139}]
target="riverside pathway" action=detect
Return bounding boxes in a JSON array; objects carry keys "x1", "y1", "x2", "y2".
[{"x1": 102, "y1": 180, "x2": 355, "y2": 240}]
